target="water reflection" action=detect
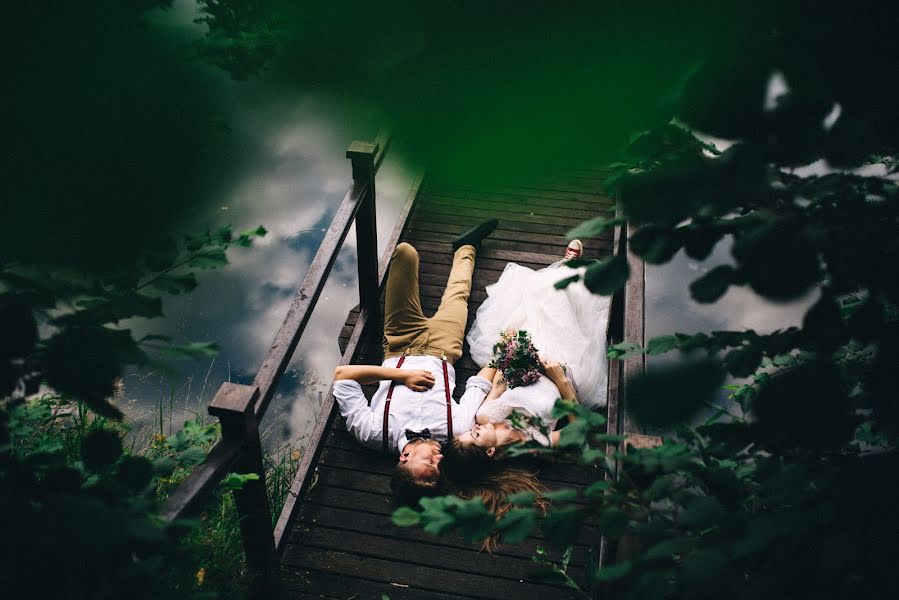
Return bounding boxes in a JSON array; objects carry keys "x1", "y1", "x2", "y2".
[
  {"x1": 121, "y1": 94, "x2": 412, "y2": 450},
  {"x1": 646, "y1": 236, "x2": 816, "y2": 422}
]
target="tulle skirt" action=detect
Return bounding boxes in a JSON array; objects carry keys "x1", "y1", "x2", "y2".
[{"x1": 466, "y1": 261, "x2": 611, "y2": 408}]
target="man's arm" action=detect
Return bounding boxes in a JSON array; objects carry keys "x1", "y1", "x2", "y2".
[
  {"x1": 331, "y1": 379, "x2": 380, "y2": 447},
  {"x1": 334, "y1": 365, "x2": 435, "y2": 391}
]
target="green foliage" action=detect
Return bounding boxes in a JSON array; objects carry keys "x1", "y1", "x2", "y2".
[
  {"x1": 2, "y1": 213, "x2": 265, "y2": 599},
  {"x1": 1, "y1": 223, "x2": 265, "y2": 417},
  {"x1": 393, "y1": 6, "x2": 899, "y2": 595}
]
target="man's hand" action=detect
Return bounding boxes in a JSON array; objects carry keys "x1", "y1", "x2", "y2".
[{"x1": 401, "y1": 370, "x2": 435, "y2": 392}]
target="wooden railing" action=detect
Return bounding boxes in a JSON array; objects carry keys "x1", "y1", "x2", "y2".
[{"x1": 159, "y1": 128, "x2": 422, "y2": 576}]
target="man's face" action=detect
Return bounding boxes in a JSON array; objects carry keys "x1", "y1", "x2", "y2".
[{"x1": 398, "y1": 439, "x2": 443, "y2": 481}]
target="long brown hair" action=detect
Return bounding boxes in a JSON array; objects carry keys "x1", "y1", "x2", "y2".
[{"x1": 440, "y1": 439, "x2": 548, "y2": 552}]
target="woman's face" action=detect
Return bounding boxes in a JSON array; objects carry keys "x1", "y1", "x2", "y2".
[{"x1": 457, "y1": 423, "x2": 498, "y2": 448}]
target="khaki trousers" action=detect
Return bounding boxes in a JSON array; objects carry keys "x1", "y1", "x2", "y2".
[{"x1": 382, "y1": 242, "x2": 476, "y2": 365}]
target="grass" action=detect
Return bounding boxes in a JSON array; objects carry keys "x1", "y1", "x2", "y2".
[{"x1": 11, "y1": 391, "x2": 305, "y2": 599}]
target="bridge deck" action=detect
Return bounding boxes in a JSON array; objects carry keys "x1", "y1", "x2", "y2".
[{"x1": 281, "y1": 171, "x2": 617, "y2": 599}]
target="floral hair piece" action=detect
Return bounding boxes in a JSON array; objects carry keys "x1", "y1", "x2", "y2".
[{"x1": 489, "y1": 330, "x2": 541, "y2": 388}]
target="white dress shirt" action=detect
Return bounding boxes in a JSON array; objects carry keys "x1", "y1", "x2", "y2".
[{"x1": 332, "y1": 354, "x2": 492, "y2": 454}]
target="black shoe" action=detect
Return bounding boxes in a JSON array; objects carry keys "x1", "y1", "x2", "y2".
[{"x1": 452, "y1": 218, "x2": 498, "y2": 250}]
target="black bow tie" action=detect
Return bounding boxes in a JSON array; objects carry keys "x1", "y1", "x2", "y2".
[{"x1": 405, "y1": 428, "x2": 431, "y2": 441}]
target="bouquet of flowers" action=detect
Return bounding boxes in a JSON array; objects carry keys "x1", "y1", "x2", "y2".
[{"x1": 489, "y1": 330, "x2": 541, "y2": 388}]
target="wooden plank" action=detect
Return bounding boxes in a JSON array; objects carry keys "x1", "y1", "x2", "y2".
[
  {"x1": 283, "y1": 547, "x2": 579, "y2": 600},
  {"x1": 317, "y1": 446, "x2": 598, "y2": 487},
  {"x1": 288, "y1": 502, "x2": 590, "y2": 566},
  {"x1": 284, "y1": 526, "x2": 585, "y2": 588},
  {"x1": 406, "y1": 220, "x2": 612, "y2": 249},
  {"x1": 410, "y1": 239, "x2": 568, "y2": 267},
  {"x1": 281, "y1": 566, "x2": 467, "y2": 600},
  {"x1": 427, "y1": 183, "x2": 612, "y2": 203},
  {"x1": 416, "y1": 203, "x2": 600, "y2": 229},
  {"x1": 405, "y1": 231, "x2": 611, "y2": 261},
  {"x1": 421, "y1": 187, "x2": 612, "y2": 211},
  {"x1": 424, "y1": 194, "x2": 612, "y2": 220},
  {"x1": 410, "y1": 210, "x2": 608, "y2": 239},
  {"x1": 290, "y1": 168, "x2": 624, "y2": 598}
]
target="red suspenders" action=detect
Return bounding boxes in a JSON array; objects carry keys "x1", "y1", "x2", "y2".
[
  {"x1": 442, "y1": 356, "x2": 453, "y2": 439},
  {"x1": 383, "y1": 355, "x2": 453, "y2": 454}
]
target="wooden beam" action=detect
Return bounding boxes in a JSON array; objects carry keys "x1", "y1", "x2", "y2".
[
  {"x1": 250, "y1": 180, "x2": 369, "y2": 420},
  {"x1": 273, "y1": 170, "x2": 425, "y2": 553},
  {"x1": 159, "y1": 437, "x2": 242, "y2": 523},
  {"x1": 621, "y1": 221, "x2": 647, "y2": 435}
]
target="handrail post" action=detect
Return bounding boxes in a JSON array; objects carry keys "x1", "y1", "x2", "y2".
[
  {"x1": 208, "y1": 383, "x2": 277, "y2": 583},
  {"x1": 347, "y1": 140, "x2": 380, "y2": 316}
]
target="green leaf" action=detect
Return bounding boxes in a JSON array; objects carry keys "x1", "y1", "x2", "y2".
[
  {"x1": 600, "y1": 507, "x2": 628, "y2": 537},
  {"x1": 584, "y1": 480, "x2": 610, "y2": 498},
  {"x1": 628, "y1": 359, "x2": 725, "y2": 427},
  {"x1": 58, "y1": 294, "x2": 163, "y2": 326},
  {"x1": 645, "y1": 335, "x2": 678, "y2": 355},
  {"x1": 149, "y1": 273, "x2": 198, "y2": 295},
  {"x1": 593, "y1": 560, "x2": 632, "y2": 582},
  {"x1": 629, "y1": 226, "x2": 682, "y2": 264},
  {"x1": 607, "y1": 341, "x2": 644, "y2": 360},
  {"x1": 583, "y1": 255, "x2": 629, "y2": 296},
  {"x1": 221, "y1": 472, "x2": 260, "y2": 491},
  {"x1": 732, "y1": 221, "x2": 819, "y2": 301},
  {"x1": 81, "y1": 429, "x2": 123, "y2": 472},
  {"x1": 542, "y1": 506, "x2": 584, "y2": 548},
  {"x1": 553, "y1": 274, "x2": 580, "y2": 290},
  {"x1": 566, "y1": 216, "x2": 625, "y2": 239},
  {"x1": 454, "y1": 497, "x2": 496, "y2": 542},
  {"x1": 176, "y1": 446, "x2": 208, "y2": 467},
  {"x1": 509, "y1": 491, "x2": 537, "y2": 506},
  {"x1": 643, "y1": 537, "x2": 693, "y2": 561},
  {"x1": 723, "y1": 343, "x2": 763, "y2": 377},
  {"x1": 391, "y1": 507, "x2": 422, "y2": 527},
  {"x1": 678, "y1": 495, "x2": 725, "y2": 528},
  {"x1": 689, "y1": 265, "x2": 738, "y2": 303},
  {"x1": 161, "y1": 341, "x2": 220, "y2": 360},
  {"x1": 188, "y1": 249, "x2": 229, "y2": 269},
  {"x1": 497, "y1": 508, "x2": 536, "y2": 544},
  {"x1": 542, "y1": 489, "x2": 579, "y2": 503},
  {"x1": 557, "y1": 420, "x2": 589, "y2": 448},
  {"x1": 683, "y1": 225, "x2": 723, "y2": 260},
  {"x1": 772, "y1": 353, "x2": 795, "y2": 367}
]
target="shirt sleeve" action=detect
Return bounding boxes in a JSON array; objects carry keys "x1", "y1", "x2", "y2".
[
  {"x1": 454, "y1": 375, "x2": 492, "y2": 431},
  {"x1": 332, "y1": 380, "x2": 381, "y2": 448}
]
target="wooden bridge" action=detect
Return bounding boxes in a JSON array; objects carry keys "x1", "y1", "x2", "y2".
[{"x1": 161, "y1": 132, "x2": 646, "y2": 599}]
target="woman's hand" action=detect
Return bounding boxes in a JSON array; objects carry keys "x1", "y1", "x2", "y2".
[
  {"x1": 485, "y1": 369, "x2": 508, "y2": 401},
  {"x1": 539, "y1": 356, "x2": 568, "y2": 385},
  {"x1": 401, "y1": 370, "x2": 435, "y2": 392}
]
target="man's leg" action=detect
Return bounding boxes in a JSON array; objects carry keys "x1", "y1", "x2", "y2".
[
  {"x1": 427, "y1": 244, "x2": 476, "y2": 364},
  {"x1": 383, "y1": 242, "x2": 429, "y2": 358}
]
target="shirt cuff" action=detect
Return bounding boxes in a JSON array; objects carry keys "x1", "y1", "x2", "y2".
[{"x1": 466, "y1": 375, "x2": 493, "y2": 394}]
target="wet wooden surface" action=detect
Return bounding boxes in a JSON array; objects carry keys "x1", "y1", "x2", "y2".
[{"x1": 282, "y1": 170, "x2": 617, "y2": 599}]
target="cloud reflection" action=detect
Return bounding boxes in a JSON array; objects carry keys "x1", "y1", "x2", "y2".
[{"x1": 122, "y1": 95, "x2": 412, "y2": 451}]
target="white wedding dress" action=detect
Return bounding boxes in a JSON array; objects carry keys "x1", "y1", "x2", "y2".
[{"x1": 467, "y1": 260, "x2": 611, "y2": 409}]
